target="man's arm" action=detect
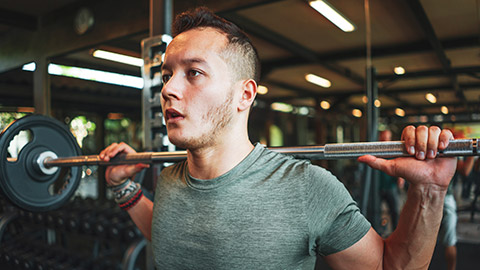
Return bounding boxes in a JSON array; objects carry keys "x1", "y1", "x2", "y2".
[
  {"x1": 100, "y1": 142, "x2": 153, "y2": 241},
  {"x1": 325, "y1": 126, "x2": 456, "y2": 269},
  {"x1": 126, "y1": 196, "x2": 153, "y2": 241}
]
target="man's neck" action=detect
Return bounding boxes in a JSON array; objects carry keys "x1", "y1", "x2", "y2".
[{"x1": 186, "y1": 136, "x2": 254, "y2": 180}]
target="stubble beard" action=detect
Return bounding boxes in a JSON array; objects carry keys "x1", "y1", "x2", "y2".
[{"x1": 170, "y1": 90, "x2": 235, "y2": 150}]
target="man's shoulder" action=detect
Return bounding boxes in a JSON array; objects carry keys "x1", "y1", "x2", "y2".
[
  {"x1": 258, "y1": 146, "x2": 335, "y2": 181},
  {"x1": 159, "y1": 160, "x2": 187, "y2": 177},
  {"x1": 258, "y1": 146, "x2": 310, "y2": 169}
]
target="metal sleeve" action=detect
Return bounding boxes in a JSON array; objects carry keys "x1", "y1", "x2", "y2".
[{"x1": 43, "y1": 139, "x2": 479, "y2": 167}]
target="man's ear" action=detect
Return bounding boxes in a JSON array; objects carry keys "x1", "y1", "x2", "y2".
[{"x1": 238, "y1": 79, "x2": 257, "y2": 112}]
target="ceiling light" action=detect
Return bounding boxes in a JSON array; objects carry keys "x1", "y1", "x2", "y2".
[
  {"x1": 257, "y1": 85, "x2": 268, "y2": 95},
  {"x1": 320, "y1": 100, "x2": 330, "y2": 110},
  {"x1": 298, "y1": 107, "x2": 310, "y2": 115},
  {"x1": 395, "y1": 108, "x2": 405, "y2": 117},
  {"x1": 394, "y1": 66, "x2": 405, "y2": 75},
  {"x1": 425, "y1": 93, "x2": 437, "y2": 104},
  {"x1": 92, "y1": 49, "x2": 143, "y2": 67},
  {"x1": 441, "y1": 106, "x2": 449, "y2": 115},
  {"x1": 271, "y1": 102, "x2": 293, "y2": 113},
  {"x1": 22, "y1": 62, "x2": 36, "y2": 71},
  {"x1": 22, "y1": 62, "x2": 144, "y2": 89},
  {"x1": 305, "y1": 73, "x2": 331, "y2": 88},
  {"x1": 352, "y1": 109, "x2": 362, "y2": 118},
  {"x1": 309, "y1": 0, "x2": 356, "y2": 32},
  {"x1": 362, "y1": 96, "x2": 368, "y2": 104},
  {"x1": 374, "y1": 99, "x2": 381, "y2": 107}
]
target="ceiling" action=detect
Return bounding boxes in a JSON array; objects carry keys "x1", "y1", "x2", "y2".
[{"x1": 0, "y1": 0, "x2": 479, "y2": 122}]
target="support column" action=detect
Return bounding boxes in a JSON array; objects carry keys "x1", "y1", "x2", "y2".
[
  {"x1": 366, "y1": 67, "x2": 379, "y2": 142},
  {"x1": 142, "y1": 0, "x2": 173, "y2": 151},
  {"x1": 95, "y1": 113, "x2": 106, "y2": 200},
  {"x1": 33, "y1": 57, "x2": 51, "y2": 115},
  {"x1": 142, "y1": 3, "x2": 172, "y2": 269},
  {"x1": 314, "y1": 98, "x2": 328, "y2": 168},
  {"x1": 150, "y1": 0, "x2": 172, "y2": 37},
  {"x1": 361, "y1": 66, "x2": 381, "y2": 229}
]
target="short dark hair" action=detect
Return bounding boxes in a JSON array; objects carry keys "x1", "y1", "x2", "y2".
[{"x1": 172, "y1": 7, "x2": 261, "y2": 82}]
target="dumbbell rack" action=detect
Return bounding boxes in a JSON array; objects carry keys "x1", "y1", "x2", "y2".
[
  {"x1": 0, "y1": 198, "x2": 146, "y2": 270},
  {"x1": 141, "y1": 35, "x2": 175, "y2": 153},
  {"x1": 139, "y1": 35, "x2": 176, "y2": 203}
]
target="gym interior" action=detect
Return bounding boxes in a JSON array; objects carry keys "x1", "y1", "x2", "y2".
[{"x1": 0, "y1": 0, "x2": 479, "y2": 269}]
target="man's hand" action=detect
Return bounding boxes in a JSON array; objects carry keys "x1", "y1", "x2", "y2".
[
  {"x1": 358, "y1": 126, "x2": 457, "y2": 189},
  {"x1": 99, "y1": 142, "x2": 149, "y2": 186}
]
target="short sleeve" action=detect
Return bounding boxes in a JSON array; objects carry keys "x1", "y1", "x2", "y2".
[{"x1": 306, "y1": 165, "x2": 371, "y2": 256}]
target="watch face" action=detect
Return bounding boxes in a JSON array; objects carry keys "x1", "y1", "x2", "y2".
[{"x1": 74, "y1": 8, "x2": 95, "y2": 35}]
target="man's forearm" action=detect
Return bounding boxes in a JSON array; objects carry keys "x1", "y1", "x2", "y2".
[
  {"x1": 383, "y1": 183, "x2": 447, "y2": 269},
  {"x1": 127, "y1": 196, "x2": 154, "y2": 241}
]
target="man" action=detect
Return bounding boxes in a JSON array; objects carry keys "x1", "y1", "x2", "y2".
[{"x1": 100, "y1": 7, "x2": 457, "y2": 269}]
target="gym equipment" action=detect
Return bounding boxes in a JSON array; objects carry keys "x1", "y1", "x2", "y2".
[
  {"x1": 0, "y1": 115, "x2": 82, "y2": 212},
  {"x1": 1, "y1": 114, "x2": 478, "y2": 212}
]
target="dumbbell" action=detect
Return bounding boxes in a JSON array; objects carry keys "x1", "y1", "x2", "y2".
[{"x1": 122, "y1": 220, "x2": 143, "y2": 242}]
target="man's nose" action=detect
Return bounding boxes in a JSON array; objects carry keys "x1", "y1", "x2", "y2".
[{"x1": 161, "y1": 74, "x2": 183, "y2": 101}]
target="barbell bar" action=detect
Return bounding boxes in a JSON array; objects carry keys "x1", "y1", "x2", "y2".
[
  {"x1": 0, "y1": 115, "x2": 478, "y2": 212},
  {"x1": 39, "y1": 138, "x2": 478, "y2": 173}
]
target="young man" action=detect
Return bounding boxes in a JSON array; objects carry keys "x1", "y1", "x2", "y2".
[{"x1": 100, "y1": 7, "x2": 457, "y2": 269}]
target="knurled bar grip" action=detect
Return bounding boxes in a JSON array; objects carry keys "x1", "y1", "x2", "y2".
[
  {"x1": 43, "y1": 138, "x2": 478, "y2": 168},
  {"x1": 324, "y1": 138, "x2": 477, "y2": 159}
]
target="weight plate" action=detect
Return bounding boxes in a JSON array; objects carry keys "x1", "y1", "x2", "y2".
[{"x1": 0, "y1": 115, "x2": 82, "y2": 212}]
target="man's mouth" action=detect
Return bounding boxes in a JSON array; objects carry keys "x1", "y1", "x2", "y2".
[{"x1": 165, "y1": 108, "x2": 184, "y2": 121}]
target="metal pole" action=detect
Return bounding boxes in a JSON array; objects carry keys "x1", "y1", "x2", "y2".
[
  {"x1": 39, "y1": 139, "x2": 478, "y2": 169},
  {"x1": 365, "y1": 66, "x2": 380, "y2": 227},
  {"x1": 33, "y1": 57, "x2": 51, "y2": 116},
  {"x1": 361, "y1": 0, "x2": 373, "y2": 217},
  {"x1": 150, "y1": 0, "x2": 172, "y2": 37}
]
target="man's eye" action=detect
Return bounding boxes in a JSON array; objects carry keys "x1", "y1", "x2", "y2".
[
  {"x1": 162, "y1": 74, "x2": 171, "y2": 83},
  {"x1": 188, "y1": 70, "x2": 201, "y2": 77}
]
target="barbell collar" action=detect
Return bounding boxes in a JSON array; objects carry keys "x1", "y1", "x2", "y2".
[
  {"x1": 35, "y1": 151, "x2": 59, "y2": 175},
  {"x1": 41, "y1": 139, "x2": 478, "y2": 170}
]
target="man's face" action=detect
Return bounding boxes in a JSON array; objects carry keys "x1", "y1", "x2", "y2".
[{"x1": 160, "y1": 28, "x2": 238, "y2": 150}]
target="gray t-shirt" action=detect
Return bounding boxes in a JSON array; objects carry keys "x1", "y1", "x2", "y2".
[{"x1": 152, "y1": 143, "x2": 371, "y2": 269}]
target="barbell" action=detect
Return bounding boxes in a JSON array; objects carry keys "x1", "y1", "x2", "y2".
[{"x1": 0, "y1": 115, "x2": 478, "y2": 212}]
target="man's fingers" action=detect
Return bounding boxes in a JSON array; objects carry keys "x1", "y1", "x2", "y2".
[
  {"x1": 401, "y1": 125, "x2": 416, "y2": 155},
  {"x1": 135, "y1": 163, "x2": 150, "y2": 170},
  {"x1": 415, "y1": 126, "x2": 428, "y2": 160},
  {"x1": 100, "y1": 142, "x2": 136, "y2": 161},
  {"x1": 427, "y1": 126, "x2": 441, "y2": 159},
  {"x1": 439, "y1": 129, "x2": 454, "y2": 150},
  {"x1": 99, "y1": 142, "x2": 117, "y2": 161},
  {"x1": 100, "y1": 142, "x2": 120, "y2": 161},
  {"x1": 358, "y1": 155, "x2": 393, "y2": 175}
]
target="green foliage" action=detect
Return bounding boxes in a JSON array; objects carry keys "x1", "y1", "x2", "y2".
[
  {"x1": 105, "y1": 118, "x2": 142, "y2": 151},
  {"x1": 0, "y1": 113, "x2": 28, "y2": 131}
]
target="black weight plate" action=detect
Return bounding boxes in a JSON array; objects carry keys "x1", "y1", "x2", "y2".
[{"x1": 0, "y1": 115, "x2": 82, "y2": 212}]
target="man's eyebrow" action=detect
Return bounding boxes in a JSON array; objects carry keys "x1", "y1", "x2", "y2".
[
  {"x1": 161, "y1": 58, "x2": 210, "y2": 72},
  {"x1": 182, "y1": 58, "x2": 207, "y2": 65}
]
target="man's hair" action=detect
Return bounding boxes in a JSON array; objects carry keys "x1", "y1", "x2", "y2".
[{"x1": 172, "y1": 7, "x2": 261, "y2": 83}]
